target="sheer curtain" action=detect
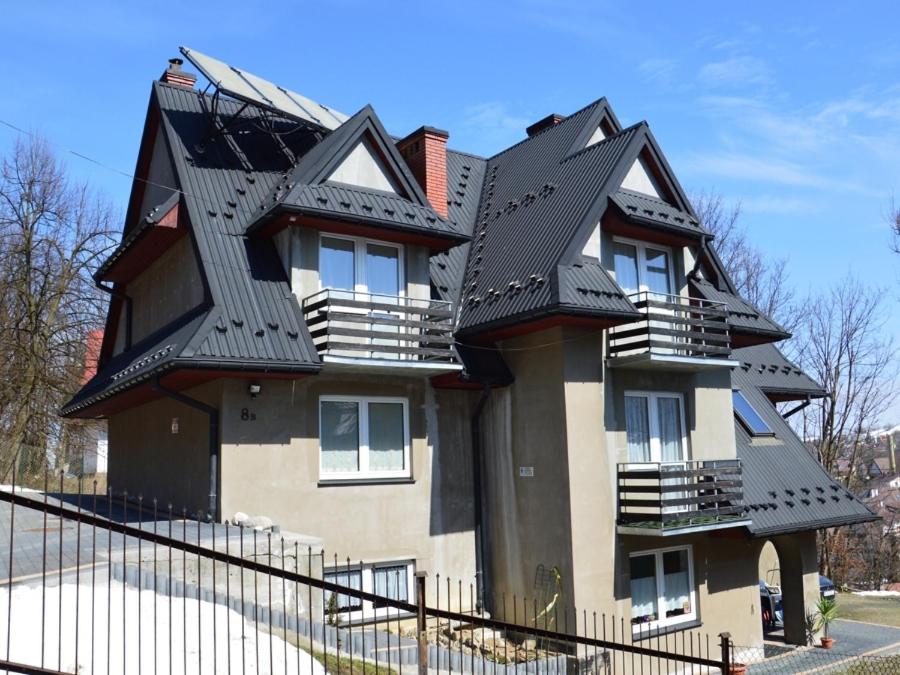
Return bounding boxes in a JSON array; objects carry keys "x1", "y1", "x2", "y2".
[
  {"x1": 373, "y1": 565, "x2": 408, "y2": 601},
  {"x1": 663, "y1": 550, "x2": 691, "y2": 617},
  {"x1": 629, "y1": 555, "x2": 658, "y2": 623},
  {"x1": 368, "y1": 402, "x2": 405, "y2": 471},
  {"x1": 656, "y1": 397, "x2": 684, "y2": 462},
  {"x1": 625, "y1": 396, "x2": 651, "y2": 462},
  {"x1": 321, "y1": 401, "x2": 360, "y2": 472}
]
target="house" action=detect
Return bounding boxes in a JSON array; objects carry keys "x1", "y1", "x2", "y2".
[{"x1": 62, "y1": 50, "x2": 876, "y2": 655}]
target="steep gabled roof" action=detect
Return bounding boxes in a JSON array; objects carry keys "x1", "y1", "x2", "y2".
[
  {"x1": 248, "y1": 105, "x2": 466, "y2": 247},
  {"x1": 455, "y1": 101, "x2": 649, "y2": 335},
  {"x1": 733, "y1": 343, "x2": 826, "y2": 400},
  {"x1": 732, "y1": 347, "x2": 877, "y2": 536},
  {"x1": 691, "y1": 277, "x2": 790, "y2": 341}
]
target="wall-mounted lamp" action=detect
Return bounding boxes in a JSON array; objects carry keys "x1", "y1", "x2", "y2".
[{"x1": 248, "y1": 383, "x2": 262, "y2": 398}]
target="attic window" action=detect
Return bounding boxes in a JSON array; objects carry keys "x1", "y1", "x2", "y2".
[{"x1": 732, "y1": 390, "x2": 774, "y2": 436}]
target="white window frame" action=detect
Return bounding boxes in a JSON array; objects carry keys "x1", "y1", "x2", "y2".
[
  {"x1": 324, "y1": 559, "x2": 415, "y2": 623},
  {"x1": 318, "y1": 232, "x2": 405, "y2": 298},
  {"x1": 319, "y1": 395, "x2": 411, "y2": 481},
  {"x1": 612, "y1": 236, "x2": 676, "y2": 297},
  {"x1": 629, "y1": 545, "x2": 697, "y2": 635},
  {"x1": 623, "y1": 391, "x2": 689, "y2": 464}
]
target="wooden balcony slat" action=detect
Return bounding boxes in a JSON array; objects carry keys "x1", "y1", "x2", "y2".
[
  {"x1": 307, "y1": 311, "x2": 452, "y2": 331},
  {"x1": 619, "y1": 480, "x2": 743, "y2": 493},
  {"x1": 304, "y1": 296, "x2": 453, "y2": 318},
  {"x1": 321, "y1": 341, "x2": 455, "y2": 358},
  {"x1": 640, "y1": 314, "x2": 730, "y2": 329},
  {"x1": 310, "y1": 326, "x2": 455, "y2": 345},
  {"x1": 633, "y1": 299, "x2": 729, "y2": 318},
  {"x1": 610, "y1": 326, "x2": 732, "y2": 343}
]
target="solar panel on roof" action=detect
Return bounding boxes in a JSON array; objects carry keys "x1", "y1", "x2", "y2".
[{"x1": 180, "y1": 46, "x2": 348, "y2": 131}]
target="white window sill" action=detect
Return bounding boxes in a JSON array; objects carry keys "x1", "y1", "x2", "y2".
[
  {"x1": 632, "y1": 617, "x2": 701, "y2": 641},
  {"x1": 318, "y1": 476, "x2": 415, "y2": 487}
]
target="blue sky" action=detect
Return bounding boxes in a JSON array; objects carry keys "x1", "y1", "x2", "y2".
[{"x1": 2, "y1": 1, "x2": 899, "y2": 417}]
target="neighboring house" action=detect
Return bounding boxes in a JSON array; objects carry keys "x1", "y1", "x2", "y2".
[
  {"x1": 78, "y1": 329, "x2": 108, "y2": 475},
  {"x1": 62, "y1": 51, "x2": 875, "y2": 652}
]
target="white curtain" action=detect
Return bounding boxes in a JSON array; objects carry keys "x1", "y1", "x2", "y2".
[
  {"x1": 373, "y1": 565, "x2": 408, "y2": 601},
  {"x1": 657, "y1": 397, "x2": 684, "y2": 462},
  {"x1": 663, "y1": 550, "x2": 691, "y2": 617},
  {"x1": 321, "y1": 401, "x2": 360, "y2": 472},
  {"x1": 324, "y1": 569, "x2": 362, "y2": 611},
  {"x1": 630, "y1": 555, "x2": 658, "y2": 622},
  {"x1": 368, "y1": 402, "x2": 405, "y2": 471},
  {"x1": 625, "y1": 396, "x2": 651, "y2": 463}
]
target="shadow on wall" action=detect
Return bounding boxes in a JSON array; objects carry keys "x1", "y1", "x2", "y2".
[{"x1": 429, "y1": 388, "x2": 476, "y2": 536}]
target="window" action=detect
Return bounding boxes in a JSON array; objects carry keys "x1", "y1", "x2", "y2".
[
  {"x1": 319, "y1": 234, "x2": 402, "y2": 298},
  {"x1": 732, "y1": 390, "x2": 773, "y2": 436},
  {"x1": 630, "y1": 546, "x2": 696, "y2": 634},
  {"x1": 613, "y1": 238, "x2": 674, "y2": 298},
  {"x1": 324, "y1": 561, "x2": 414, "y2": 621},
  {"x1": 319, "y1": 396, "x2": 410, "y2": 480},
  {"x1": 624, "y1": 392, "x2": 687, "y2": 464}
]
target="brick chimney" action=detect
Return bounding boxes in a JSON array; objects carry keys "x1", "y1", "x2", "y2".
[
  {"x1": 160, "y1": 58, "x2": 196, "y2": 89},
  {"x1": 397, "y1": 126, "x2": 449, "y2": 218},
  {"x1": 526, "y1": 113, "x2": 564, "y2": 138}
]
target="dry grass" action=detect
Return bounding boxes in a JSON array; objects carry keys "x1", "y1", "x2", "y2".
[{"x1": 836, "y1": 593, "x2": 900, "y2": 628}]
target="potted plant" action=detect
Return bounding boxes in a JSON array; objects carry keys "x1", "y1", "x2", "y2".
[{"x1": 815, "y1": 596, "x2": 839, "y2": 649}]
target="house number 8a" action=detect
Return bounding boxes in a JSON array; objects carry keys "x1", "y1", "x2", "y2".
[{"x1": 240, "y1": 408, "x2": 257, "y2": 421}]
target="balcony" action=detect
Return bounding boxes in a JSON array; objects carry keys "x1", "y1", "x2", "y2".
[
  {"x1": 617, "y1": 460, "x2": 750, "y2": 536},
  {"x1": 608, "y1": 292, "x2": 735, "y2": 370},
  {"x1": 301, "y1": 289, "x2": 461, "y2": 374}
]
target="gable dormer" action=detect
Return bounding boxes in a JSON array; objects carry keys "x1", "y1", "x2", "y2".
[{"x1": 325, "y1": 136, "x2": 405, "y2": 195}]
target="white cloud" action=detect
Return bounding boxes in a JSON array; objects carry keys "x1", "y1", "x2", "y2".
[
  {"x1": 697, "y1": 57, "x2": 772, "y2": 89},
  {"x1": 638, "y1": 58, "x2": 677, "y2": 84},
  {"x1": 463, "y1": 103, "x2": 530, "y2": 134}
]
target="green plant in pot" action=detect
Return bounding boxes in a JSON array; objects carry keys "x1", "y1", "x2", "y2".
[{"x1": 815, "y1": 597, "x2": 839, "y2": 649}]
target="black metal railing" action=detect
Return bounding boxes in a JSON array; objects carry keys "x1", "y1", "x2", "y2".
[
  {"x1": 609, "y1": 292, "x2": 731, "y2": 360},
  {"x1": 0, "y1": 464, "x2": 731, "y2": 674},
  {"x1": 617, "y1": 459, "x2": 748, "y2": 533},
  {"x1": 301, "y1": 289, "x2": 457, "y2": 363}
]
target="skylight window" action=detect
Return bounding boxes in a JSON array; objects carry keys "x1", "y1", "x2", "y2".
[{"x1": 732, "y1": 390, "x2": 773, "y2": 436}]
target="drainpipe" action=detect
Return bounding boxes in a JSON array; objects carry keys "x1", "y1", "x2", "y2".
[
  {"x1": 96, "y1": 280, "x2": 132, "y2": 350},
  {"x1": 471, "y1": 381, "x2": 491, "y2": 613},
  {"x1": 152, "y1": 377, "x2": 219, "y2": 522},
  {"x1": 687, "y1": 235, "x2": 711, "y2": 282}
]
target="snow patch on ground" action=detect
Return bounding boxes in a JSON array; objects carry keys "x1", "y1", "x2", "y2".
[
  {"x1": 853, "y1": 590, "x2": 900, "y2": 597},
  {"x1": 0, "y1": 580, "x2": 325, "y2": 674}
]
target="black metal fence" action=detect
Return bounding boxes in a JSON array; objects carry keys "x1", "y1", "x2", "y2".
[{"x1": 0, "y1": 466, "x2": 732, "y2": 674}]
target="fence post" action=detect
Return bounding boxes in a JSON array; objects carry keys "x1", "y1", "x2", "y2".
[
  {"x1": 416, "y1": 571, "x2": 428, "y2": 675},
  {"x1": 719, "y1": 632, "x2": 732, "y2": 673}
]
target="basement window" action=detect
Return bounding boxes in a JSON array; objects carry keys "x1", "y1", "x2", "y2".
[
  {"x1": 630, "y1": 545, "x2": 696, "y2": 635},
  {"x1": 324, "y1": 560, "x2": 414, "y2": 622},
  {"x1": 732, "y1": 390, "x2": 773, "y2": 436},
  {"x1": 319, "y1": 396, "x2": 410, "y2": 480}
]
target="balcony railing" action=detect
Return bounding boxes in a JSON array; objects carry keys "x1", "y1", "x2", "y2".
[
  {"x1": 301, "y1": 289, "x2": 457, "y2": 364},
  {"x1": 608, "y1": 292, "x2": 731, "y2": 360},
  {"x1": 617, "y1": 460, "x2": 749, "y2": 535}
]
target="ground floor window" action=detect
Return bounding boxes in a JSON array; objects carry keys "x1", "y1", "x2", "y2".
[
  {"x1": 629, "y1": 546, "x2": 696, "y2": 634},
  {"x1": 319, "y1": 396, "x2": 410, "y2": 480},
  {"x1": 324, "y1": 560, "x2": 414, "y2": 621}
]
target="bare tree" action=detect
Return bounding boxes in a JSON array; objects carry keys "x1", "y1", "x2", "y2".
[
  {"x1": 789, "y1": 275, "x2": 898, "y2": 575},
  {"x1": 692, "y1": 192, "x2": 796, "y2": 331},
  {"x1": 0, "y1": 136, "x2": 114, "y2": 480}
]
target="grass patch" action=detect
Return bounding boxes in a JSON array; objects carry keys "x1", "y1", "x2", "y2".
[
  {"x1": 311, "y1": 649, "x2": 395, "y2": 675},
  {"x1": 836, "y1": 593, "x2": 900, "y2": 628}
]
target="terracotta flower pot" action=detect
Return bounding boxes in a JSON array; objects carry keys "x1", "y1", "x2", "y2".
[
  {"x1": 728, "y1": 664, "x2": 748, "y2": 675},
  {"x1": 820, "y1": 637, "x2": 835, "y2": 649}
]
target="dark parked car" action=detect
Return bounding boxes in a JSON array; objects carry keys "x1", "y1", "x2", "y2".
[
  {"x1": 759, "y1": 580, "x2": 783, "y2": 629},
  {"x1": 820, "y1": 575, "x2": 836, "y2": 599}
]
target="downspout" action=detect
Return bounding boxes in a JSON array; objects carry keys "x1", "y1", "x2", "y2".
[
  {"x1": 96, "y1": 280, "x2": 133, "y2": 351},
  {"x1": 471, "y1": 381, "x2": 491, "y2": 613},
  {"x1": 152, "y1": 376, "x2": 219, "y2": 522},
  {"x1": 687, "y1": 234, "x2": 711, "y2": 282}
]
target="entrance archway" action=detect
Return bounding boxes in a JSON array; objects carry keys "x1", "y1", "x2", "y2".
[{"x1": 756, "y1": 532, "x2": 820, "y2": 646}]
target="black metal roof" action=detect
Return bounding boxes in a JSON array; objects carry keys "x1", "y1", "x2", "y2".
[
  {"x1": 609, "y1": 189, "x2": 703, "y2": 236},
  {"x1": 733, "y1": 343, "x2": 826, "y2": 399},
  {"x1": 732, "y1": 347, "x2": 877, "y2": 536},
  {"x1": 690, "y1": 277, "x2": 790, "y2": 340}
]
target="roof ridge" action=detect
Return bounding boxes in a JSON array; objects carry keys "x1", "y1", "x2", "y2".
[{"x1": 486, "y1": 97, "x2": 611, "y2": 162}]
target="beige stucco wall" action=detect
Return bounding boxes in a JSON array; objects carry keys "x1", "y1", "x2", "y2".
[
  {"x1": 107, "y1": 381, "x2": 221, "y2": 515},
  {"x1": 126, "y1": 235, "x2": 204, "y2": 345},
  {"x1": 217, "y1": 374, "x2": 477, "y2": 595}
]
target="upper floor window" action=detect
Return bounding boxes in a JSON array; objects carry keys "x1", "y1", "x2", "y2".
[
  {"x1": 613, "y1": 238, "x2": 673, "y2": 297},
  {"x1": 732, "y1": 390, "x2": 773, "y2": 436},
  {"x1": 624, "y1": 392, "x2": 687, "y2": 464},
  {"x1": 320, "y1": 234, "x2": 403, "y2": 298},
  {"x1": 319, "y1": 396, "x2": 410, "y2": 480}
]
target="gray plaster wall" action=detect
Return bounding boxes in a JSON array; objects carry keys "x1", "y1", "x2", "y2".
[
  {"x1": 216, "y1": 374, "x2": 478, "y2": 599},
  {"x1": 107, "y1": 381, "x2": 221, "y2": 515},
  {"x1": 126, "y1": 235, "x2": 204, "y2": 345}
]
